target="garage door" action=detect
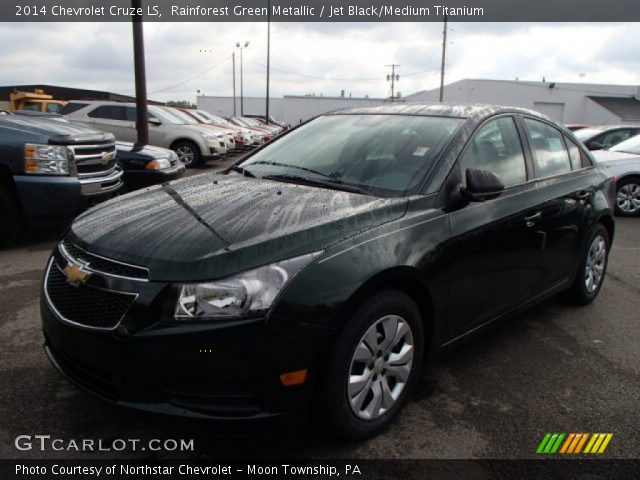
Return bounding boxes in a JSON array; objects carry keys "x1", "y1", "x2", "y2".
[{"x1": 533, "y1": 102, "x2": 565, "y2": 122}]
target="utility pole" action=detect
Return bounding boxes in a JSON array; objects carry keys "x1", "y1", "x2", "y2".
[
  {"x1": 266, "y1": 0, "x2": 271, "y2": 124},
  {"x1": 236, "y1": 42, "x2": 249, "y2": 116},
  {"x1": 131, "y1": 0, "x2": 148, "y2": 145},
  {"x1": 439, "y1": 14, "x2": 448, "y2": 102},
  {"x1": 232, "y1": 52, "x2": 236, "y2": 116},
  {"x1": 385, "y1": 64, "x2": 400, "y2": 102}
]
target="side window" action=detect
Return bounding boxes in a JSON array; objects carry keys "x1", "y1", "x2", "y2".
[
  {"x1": 566, "y1": 138, "x2": 583, "y2": 170},
  {"x1": 596, "y1": 129, "x2": 633, "y2": 149},
  {"x1": 88, "y1": 105, "x2": 126, "y2": 121},
  {"x1": 459, "y1": 116, "x2": 527, "y2": 187},
  {"x1": 524, "y1": 118, "x2": 571, "y2": 178}
]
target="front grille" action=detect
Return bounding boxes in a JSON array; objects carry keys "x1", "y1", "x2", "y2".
[
  {"x1": 61, "y1": 240, "x2": 148, "y2": 280},
  {"x1": 45, "y1": 262, "x2": 136, "y2": 329},
  {"x1": 70, "y1": 142, "x2": 117, "y2": 178}
]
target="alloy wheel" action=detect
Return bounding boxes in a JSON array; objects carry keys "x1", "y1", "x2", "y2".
[
  {"x1": 585, "y1": 235, "x2": 606, "y2": 294},
  {"x1": 616, "y1": 183, "x2": 640, "y2": 214},
  {"x1": 176, "y1": 145, "x2": 195, "y2": 165},
  {"x1": 347, "y1": 315, "x2": 414, "y2": 421}
]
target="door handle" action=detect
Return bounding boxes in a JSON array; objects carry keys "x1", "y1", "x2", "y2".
[
  {"x1": 524, "y1": 211, "x2": 542, "y2": 227},
  {"x1": 575, "y1": 190, "x2": 591, "y2": 201}
]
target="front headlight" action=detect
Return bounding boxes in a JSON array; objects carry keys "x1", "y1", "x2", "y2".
[
  {"x1": 24, "y1": 143, "x2": 70, "y2": 175},
  {"x1": 174, "y1": 251, "x2": 322, "y2": 320},
  {"x1": 145, "y1": 158, "x2": 171, "y2": 170},
  {"x1": 201, "y1": 133, "x2": 217, "y2": 143}
]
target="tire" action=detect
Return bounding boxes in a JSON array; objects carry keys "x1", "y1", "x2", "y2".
[
  {"x1": 566, "y1": 223, "x2": 610, "y2": 305},
  {"x1": 313, "y1": 290, "x2": 424, "y2": 440},
  {"x1": 614, "y1": 176, "x2": 640, "y2": 217},
  {"x1": 172, "y1": 140, "x2": 202, "y2": 168},
  {"x1": 0, "y1": 181, "x2": 24, "y2": 248}
]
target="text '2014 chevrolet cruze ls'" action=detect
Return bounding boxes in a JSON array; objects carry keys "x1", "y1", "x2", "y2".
[{"x1": 41, "y1": 104, "x2": 615, "y2": 439}]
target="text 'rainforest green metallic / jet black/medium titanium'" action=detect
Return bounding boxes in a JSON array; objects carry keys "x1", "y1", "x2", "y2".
[{"x1": 41, "y1": 103, "x2": 616, "y2": 440}]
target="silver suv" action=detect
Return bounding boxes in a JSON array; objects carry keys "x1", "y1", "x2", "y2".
[{"x1": 63, "y1": 101, "x2": 228, "y2": 167}]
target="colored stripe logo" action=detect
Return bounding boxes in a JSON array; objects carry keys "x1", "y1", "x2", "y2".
[{"x1": 537, "y1": 433, "x2": 613, "y2": 454}]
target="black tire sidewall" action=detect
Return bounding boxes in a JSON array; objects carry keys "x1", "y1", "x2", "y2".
[
  {"x1": 315, "y1": 290, "x2": 424, "y2": 440},
  {"x1": 615, "y1": 177, "x2": 640, "y2": 217},
  {"x1": 571, "y1": 224, "x2": 610, "y2": 304}
]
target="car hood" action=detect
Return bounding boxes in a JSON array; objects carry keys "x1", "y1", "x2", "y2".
[
  {"x1": 591, "y1": 150, "x2": 640, "y2": 167},
  {"x1": 116, "y1": 142, "x2": 173, "y2": 160},
  {"x1": 68, "y1": 173, "x2": 408, "y2": 282},
  {"x1": 0, "y1": 115, "x2": 113, "y2": 143}
]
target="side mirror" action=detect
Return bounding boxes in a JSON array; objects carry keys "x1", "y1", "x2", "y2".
[
  {"x1": 149, "y1": 117, "x2": 162, "y2": 126},
  {"x1": 460, "y1": 168, "x2": 504, "y2": 202},
  {"x1": 586, "y1": 141, "x2": 604, "y2": 151}
]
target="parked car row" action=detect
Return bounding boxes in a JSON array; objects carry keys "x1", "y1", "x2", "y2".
[
  {"x1": 563, "y1": 122, "x2": 640, "y2": 217},
  {"x1": 61, "y1": 101, "x2": 286, "y2": 167}
]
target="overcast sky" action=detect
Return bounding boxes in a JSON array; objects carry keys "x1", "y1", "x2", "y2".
[{"x1": 1, "y1": 22, "x2": 638, "y2": 103}]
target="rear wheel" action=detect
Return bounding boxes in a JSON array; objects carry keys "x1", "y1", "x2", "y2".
[
  {"x1": 615, "y1": 176, "x2": 640, "y2": 217},
  {"x1": 0, "y1": 181, "x2": 23, "y2": 248},
  {"x1": 173, "y1": 140, "x2": 202, "y2": 168},
  {"x1": 566, "y1": 223, "x2": 609, "y2": 305},
  {"x1": 313, "y1": 290, "x2": 424, "y2": 440}
]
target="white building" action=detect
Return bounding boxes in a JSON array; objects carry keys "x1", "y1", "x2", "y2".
[
  {"x1": 197, "y1": 94, "x2": 388, "y2": 126},
  {"x1": 405, "y1": 79, "x2": 640, "y2": 125}
]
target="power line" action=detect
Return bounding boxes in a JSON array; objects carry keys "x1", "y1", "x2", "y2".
[
  {"x1": 246, "y1": 59, "x2": 433, "y2": 82},
  {"x1": 149, "y1": 55, "x2": 231, "y2": 94}
]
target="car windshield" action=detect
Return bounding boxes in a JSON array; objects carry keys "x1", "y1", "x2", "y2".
[
  {"x1": 609, "y1": 134, "x2": 640, "y2": 154},
  {"x1": 239, "y1": 114, "x2": 462, "y2": 197},
  {"x1": 199, "y1": 111, "x2": 231, "y2": 126},
  {"x1": 574, "y1": 128, "x2": 604, "y2": 141},
  {"x1": 189, "y1": 111, "x2": 213, "y2": 124},
  {"x1": 165, "y1": 108, "x2": 199, "y2": 125},
  {"x1": 149, "y1": 107, "x2": 187, "y2": 125}
]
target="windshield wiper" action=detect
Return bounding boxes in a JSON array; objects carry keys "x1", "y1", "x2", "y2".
[
  {"x1": 248, "y1": 161, "x2": 331, "y2": 179},
  {"x1": 228, "y1": 165, "x2": 256, "y2": 177},
  {"x1": 262, "y1": 174, "x2": 370, "y2": 195}
]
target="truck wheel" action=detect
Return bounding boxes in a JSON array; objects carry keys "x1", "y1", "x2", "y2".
[
  {"x1": 0, "y1": 182, "x2": 23, "y2": 247},
  {"x1": 173, "y1": 141, "x2": 202, "y2": 168},
  {"x1": 313, "y1": 290, "x2": 424, "y2": 440}
]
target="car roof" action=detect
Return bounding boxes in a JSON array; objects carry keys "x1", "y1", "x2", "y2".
[{"x1": 328, "y1": 102, "x2": 547, "y2": 120}]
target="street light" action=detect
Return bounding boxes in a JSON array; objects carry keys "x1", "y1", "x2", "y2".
[{"x1": 235, "y1": 41, "x2": 249, "y2": 116}]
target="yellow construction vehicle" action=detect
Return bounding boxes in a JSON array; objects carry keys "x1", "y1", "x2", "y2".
[{"x1": 3, "y1": 89, "x2": 67, "y2": 113}]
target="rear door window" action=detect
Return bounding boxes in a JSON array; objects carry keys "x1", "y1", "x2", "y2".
[
  {"x1": 524, "y1": 118, "x2": 571, "y2": 178},
  {"x1": 88, "y1": 105, "x2": 127, "y2": 121}
]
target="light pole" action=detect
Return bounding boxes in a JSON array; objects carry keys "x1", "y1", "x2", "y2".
[
  {"x1": 266, "y1": 0, "x2": 271, "y2": 124},
  {"x1": 131, "y1": 0, "x2": 148, "y2": 145},
  {"x1": 232, "y1": 52, "x2": 237, "y2": 116},
  {"x1": 235, "y1": 41, "x2": 249, "y2": 116}
]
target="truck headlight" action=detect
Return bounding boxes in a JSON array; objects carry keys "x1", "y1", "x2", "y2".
[
  {"x1": 174, "y1": 251, "x2": 322, "y2": 320},
  {"x1": 24, "y1": 143, "x2": 70, "y2": 175}
]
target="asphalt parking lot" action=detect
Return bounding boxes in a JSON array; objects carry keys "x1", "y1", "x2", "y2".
[{"x1": 0, "y1": 163, "x2": 638, "y2": 459}]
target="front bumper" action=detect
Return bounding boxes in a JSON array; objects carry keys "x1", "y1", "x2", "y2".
[
  {"x1": 13, "y1": 169, "x2": 123, "y2": 227},
  {"x1": 40, "y1": 249, "x2": 326, "y2": 426}
]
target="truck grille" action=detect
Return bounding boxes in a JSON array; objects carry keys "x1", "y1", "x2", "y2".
[
  {"x1": 45, "y1": 261, "x2": 136, "y2": 330},
  {"x1": 60, "y1": 239, "x2": 149, "y2": 280},
  {"x1": 70, "y1": 142, "x2": 117, "y2": 178}
]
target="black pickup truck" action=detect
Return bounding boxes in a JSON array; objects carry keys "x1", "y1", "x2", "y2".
[{"x1": 0, "y1": 114, "x2": 123, "y2": 245}]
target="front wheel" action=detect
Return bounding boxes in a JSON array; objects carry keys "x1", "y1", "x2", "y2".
[
  {"x1": 313, "y1": 290, "x2": 424, "y2": 440},
  {"x1": 173, "y1": 141, "x2": 202, "y2": 168},
  {"x1": 615, "y1": 177, "x2": 640, "y2": 217},
  {"x1": 566, "y1": 224, "x2": 610, "y2": 305}
]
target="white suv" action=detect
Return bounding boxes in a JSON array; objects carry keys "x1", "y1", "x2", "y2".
[{"x1": 63, "y1": 101, "x2": 228, "y2": 167}]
